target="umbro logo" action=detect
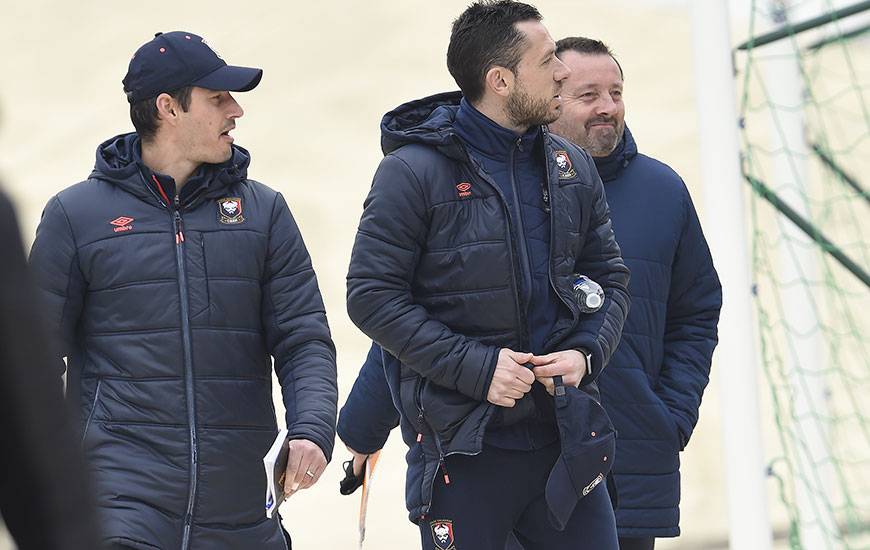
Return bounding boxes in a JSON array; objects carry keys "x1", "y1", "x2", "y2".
[
  {"x1": 110, "y1": 216, "x2": 134, "y2": 233},
  {"x1": 456, "y1": 182, "x2": 472, "y2": 199}
]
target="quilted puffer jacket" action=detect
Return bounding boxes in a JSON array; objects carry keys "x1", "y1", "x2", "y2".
[
  {"x1": 594, "y1": 127, "x2": 721, "y2": 537},
  {"x1": 345, "y1": 92, "x2": 630, "y2": 521},
  {"x1": 29, "y1": 133, "x2": 338, "y2": 550}
]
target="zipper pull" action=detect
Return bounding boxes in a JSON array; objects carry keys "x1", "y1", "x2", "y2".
[
  {"x1": 440, "y1": 458, "x2": 451, "y2": 485},
  {"x1": 174, "y1": 209, "x2": 185, "y2": 245},
  {"x1": 516, "y1": 137, "x2": 523, "y2": 152},
  {"x1": 416, "y1": 432, "x2": 423, "y2": 443}
]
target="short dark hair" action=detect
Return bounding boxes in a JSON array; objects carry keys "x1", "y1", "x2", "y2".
[
  {"x1": 555, "y1": 36, "x2": 624, "y2": 79},
  {"x1": 129, "y1": 86, "x2": 193, "y2": 142},
  {"x1": 447, "y1": 1, "x2": 543, "y2": 103}
]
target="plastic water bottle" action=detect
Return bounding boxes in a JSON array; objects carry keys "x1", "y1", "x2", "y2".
[{"x1": 572, "y1": 275, "x2": 604, "y2": 313}]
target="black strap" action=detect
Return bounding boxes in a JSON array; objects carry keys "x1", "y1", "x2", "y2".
[{"x1": 339, "y1": 457, "x2": 366, "y2": 495}]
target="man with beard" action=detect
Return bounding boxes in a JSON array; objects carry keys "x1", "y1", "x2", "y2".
[
  {"x1": 548, "y1": 37, "x2": 722, "y2": 550},
  {"x1": 342, "y1": 2, "x2": 629, "y2": 549},
  {"x1": 29, "y1": 32, "x2": 338, "y2": 549}
]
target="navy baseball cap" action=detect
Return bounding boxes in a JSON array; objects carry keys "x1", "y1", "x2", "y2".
[
  {"x1": 545, "y1": 379, "x2": 616, "y2": 530},
  {"x1": 123, "y1": 31, "x2": 262, "y2": 103}
]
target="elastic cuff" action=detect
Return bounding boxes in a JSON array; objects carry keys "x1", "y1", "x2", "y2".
[{"x1": 475, "y1": 346, "x2": 500, "y2": 401}]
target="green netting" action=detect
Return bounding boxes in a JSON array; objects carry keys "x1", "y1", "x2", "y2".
[{"x1": 737, "y1": 1, "x2": 870, "y2": 549}]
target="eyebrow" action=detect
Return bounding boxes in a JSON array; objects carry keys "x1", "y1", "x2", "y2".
[{"x1": 577, "y1": 81, "x2": 624, "y2": 90}]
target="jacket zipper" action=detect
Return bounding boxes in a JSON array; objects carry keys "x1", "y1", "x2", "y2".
[
  {"x1": 414, "y1": 379, "x2": 462, "y2": 519},
  {"x1": 416, "y1": 376, "x2": 498, "y2": 521},
  {"x1": 171, "y1": 194, "x2": 199, "y2": 550},
  {"x1": 508, "y1": 137, "x2": 533, "y2": 351},
  {"x1": 417, "y1": 387, "x2": 451, "y2": 485},
  {"x1": 507, "y1": 138, "x2": 536, "y2": 448},
  {"x1": 542, "y1": 139, "x2": 581, "y2": 353},
  {"x1": 149, "y1": 175, "x2": 200, "y2": 548}
]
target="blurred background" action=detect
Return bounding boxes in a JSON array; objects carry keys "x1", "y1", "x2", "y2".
[{"x1": 0, "y1": 0, "x2": 866, "y2": 548}]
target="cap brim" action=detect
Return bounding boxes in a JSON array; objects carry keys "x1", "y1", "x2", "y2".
[
  {"x1": 192, "y1": 65, "x2": 263, "y2": 93},
  {"x1": 545, "y1": 455, "x2": 578, "y2": 531}
]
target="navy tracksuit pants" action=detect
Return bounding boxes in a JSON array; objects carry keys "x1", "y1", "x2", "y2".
[{"x1": 419, "y1": 442, "x2": 618, "y2": 550}]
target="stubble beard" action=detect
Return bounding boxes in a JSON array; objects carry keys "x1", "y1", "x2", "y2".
[
  {"x1": 506, "y1": 85, "x2": 559, "y2": 129},
  {"x1": 581, "y1": 122, "x2": 623, "y2": 157}
]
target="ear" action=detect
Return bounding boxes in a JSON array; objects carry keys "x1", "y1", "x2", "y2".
[
  {"x1": 484, "y1": 66, "x2": 513, "y2": 99},
  {"x1": 154, "y1": 93, "x2": 180, "y2": 125}
]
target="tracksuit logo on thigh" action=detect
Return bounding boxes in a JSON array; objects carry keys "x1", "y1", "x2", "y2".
[{"x1": 430, "y1": 519, "x2": 456, "y2": 550}]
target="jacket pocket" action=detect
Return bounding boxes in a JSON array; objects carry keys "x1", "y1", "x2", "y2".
[
  {"x1": 81, "y1": 378, "x2": 103, "y2": 444},
  {"x1": 104, "y1": 536, "x2": 162, "y2": 550},
  {"x1": 655, "y1": 399, "x2": 683, "y2": 451},
  {"x1": 201, "y1": 235, "x2": 210, "y2": 306},
  {"x1": 399, "y1": 373, "x2": 425, "y2": 434},
  {"x1": 193, "y1": 234, "x2": 211, "y2": 321}
]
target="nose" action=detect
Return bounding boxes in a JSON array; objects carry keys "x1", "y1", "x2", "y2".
[
  {"x1": 227, "y1": 92, "x2": 244, "y2": 119},
  {"x1": 597, "y1": 94, "x2": 617, "y2": 117}
]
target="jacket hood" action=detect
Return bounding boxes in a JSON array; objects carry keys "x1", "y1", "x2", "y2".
[
  {"x1": 91, "y1": 132, "x2": 251, "y2": 202},
  {"x1": 592, "y1": 125, "x2": 638, "y2": 182},
  {"x1": 380, "y1": 91, "x2": 465, "y2": 158}
]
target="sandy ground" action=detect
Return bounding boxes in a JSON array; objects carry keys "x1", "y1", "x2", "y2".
[{"x1": 0, "y1": 1, "x2": 801, "y2": 548}]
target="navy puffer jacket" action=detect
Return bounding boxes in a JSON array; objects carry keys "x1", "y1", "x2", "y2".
[
  {"x1": 345, "y1": 92, "x2": 630, "y2": 521},
  {"x1": 29, "y1": 133, "x2": 338, "y2": 549},
  {"x1": 594, "y1": 128, "x2": 721, "y2": 537}
]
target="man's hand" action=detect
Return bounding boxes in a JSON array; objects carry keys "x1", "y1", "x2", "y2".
[
  {"x1": 486, "y1": 348, "x2": 535, "y2": 407},
  {"x1": 283, "y1": 439, "x2": 327, "y2": 497},
  {"x1": 530, "y1": 350, "x2": 588, "y2": 395},
  {"x1": 347, "y1": 445, "x2": 368, "y2": 477}
]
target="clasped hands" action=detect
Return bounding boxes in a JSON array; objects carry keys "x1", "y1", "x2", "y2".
[{"x1": 486, "y1": 348, "x2": 588, "y2": 407}]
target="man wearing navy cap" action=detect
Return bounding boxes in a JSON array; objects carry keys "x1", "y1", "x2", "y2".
[{"x1": 30, "y1": 31, "x2": 338, "y2": 549}]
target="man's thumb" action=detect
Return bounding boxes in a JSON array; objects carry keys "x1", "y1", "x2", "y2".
[{"x1": 510, "y1": 350, "x2": 533, "y2": 364}]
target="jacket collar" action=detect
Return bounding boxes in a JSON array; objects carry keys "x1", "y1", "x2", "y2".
[
  {"x1": 591, "y1": 125, "x2": 637, "y2": 182},
  {"x1": 454, "y1": 98, "x2": 541, "y2": 161},
  {"x1": 91, "y1": 132, "x2": 250, "y2": 207}
]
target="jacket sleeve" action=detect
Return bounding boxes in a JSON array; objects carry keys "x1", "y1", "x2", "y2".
[
  {"x1": 263, "y1": 193, "x2": 338, "y2": 462},
  {"x1": 29, "y1": 195, "x2": 86, "y2": 364},
  {"x1": 337, "y1": 343, "x2": 401, "y2": 454},
  {"x1": 656, "y1": 187, "x2": 722, "y2": 449},
  {"x1": 346, "y1": 154, "x2": 499, "y2": 401},
  {"x1": 561, "y1": 156, "x2": 631, "y2": 385}
]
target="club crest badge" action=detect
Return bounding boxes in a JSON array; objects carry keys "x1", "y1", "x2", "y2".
[
  {"x1": 430, "y1": 519, "x2": 456, "y2": 550},
  {"x1": 218, "y1": 197, "x2": 245, "y2": 224},
  {"x1": 554, "y1": 150, "x2": 576, "y2": 179}
]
